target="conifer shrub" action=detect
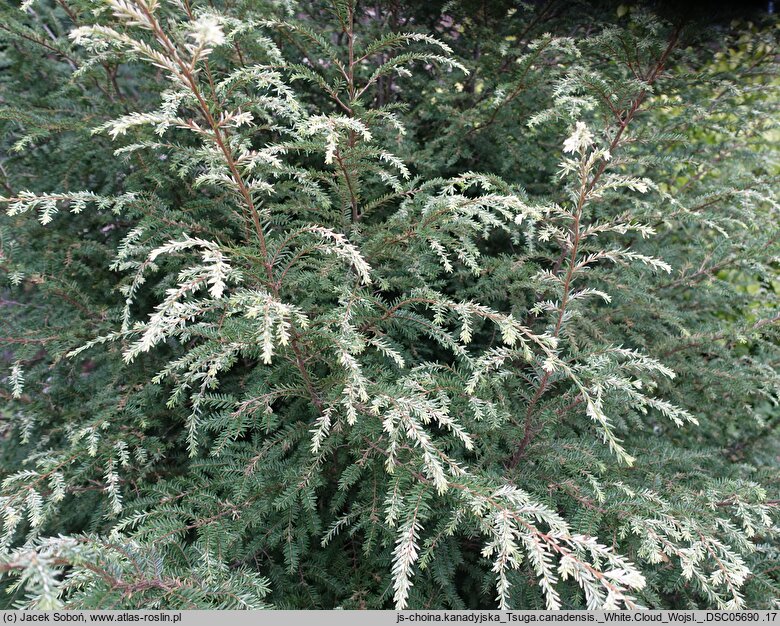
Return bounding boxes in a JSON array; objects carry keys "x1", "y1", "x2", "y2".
[{"x1": 1, "y1": 0, "x2": 778, "y2": 610}]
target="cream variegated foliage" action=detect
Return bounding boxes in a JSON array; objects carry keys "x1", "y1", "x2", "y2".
[{"x1": 1, "y1": 0, "x2": 777, "y2": 612}]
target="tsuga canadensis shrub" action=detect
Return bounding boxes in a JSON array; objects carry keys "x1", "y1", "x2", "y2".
[{"x1": 0, "y1": 0, "x2": 778, "y2": 611}]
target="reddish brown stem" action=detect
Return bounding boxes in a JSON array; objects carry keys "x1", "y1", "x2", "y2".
[{"x1": 508, "y1": 27, "x2": 680, "y2": 469}]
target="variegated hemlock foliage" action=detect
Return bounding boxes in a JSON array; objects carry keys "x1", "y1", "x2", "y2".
[{"x1": 1, "y1": 0, "x2": 778, "y2": 611}]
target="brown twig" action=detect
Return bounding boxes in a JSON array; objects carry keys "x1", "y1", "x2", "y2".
[{"x1": 508, "y1": 27, "x2": 681, "y2": 469}]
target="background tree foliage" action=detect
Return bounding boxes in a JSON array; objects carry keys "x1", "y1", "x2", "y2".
[{"x1": 0, "y1": 0, "x2": 778, "y2": 611}]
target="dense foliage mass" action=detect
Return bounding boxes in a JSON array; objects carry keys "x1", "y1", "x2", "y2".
[{"x1": 1, "y1": 0, "x2": 778, "y2": 610}]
